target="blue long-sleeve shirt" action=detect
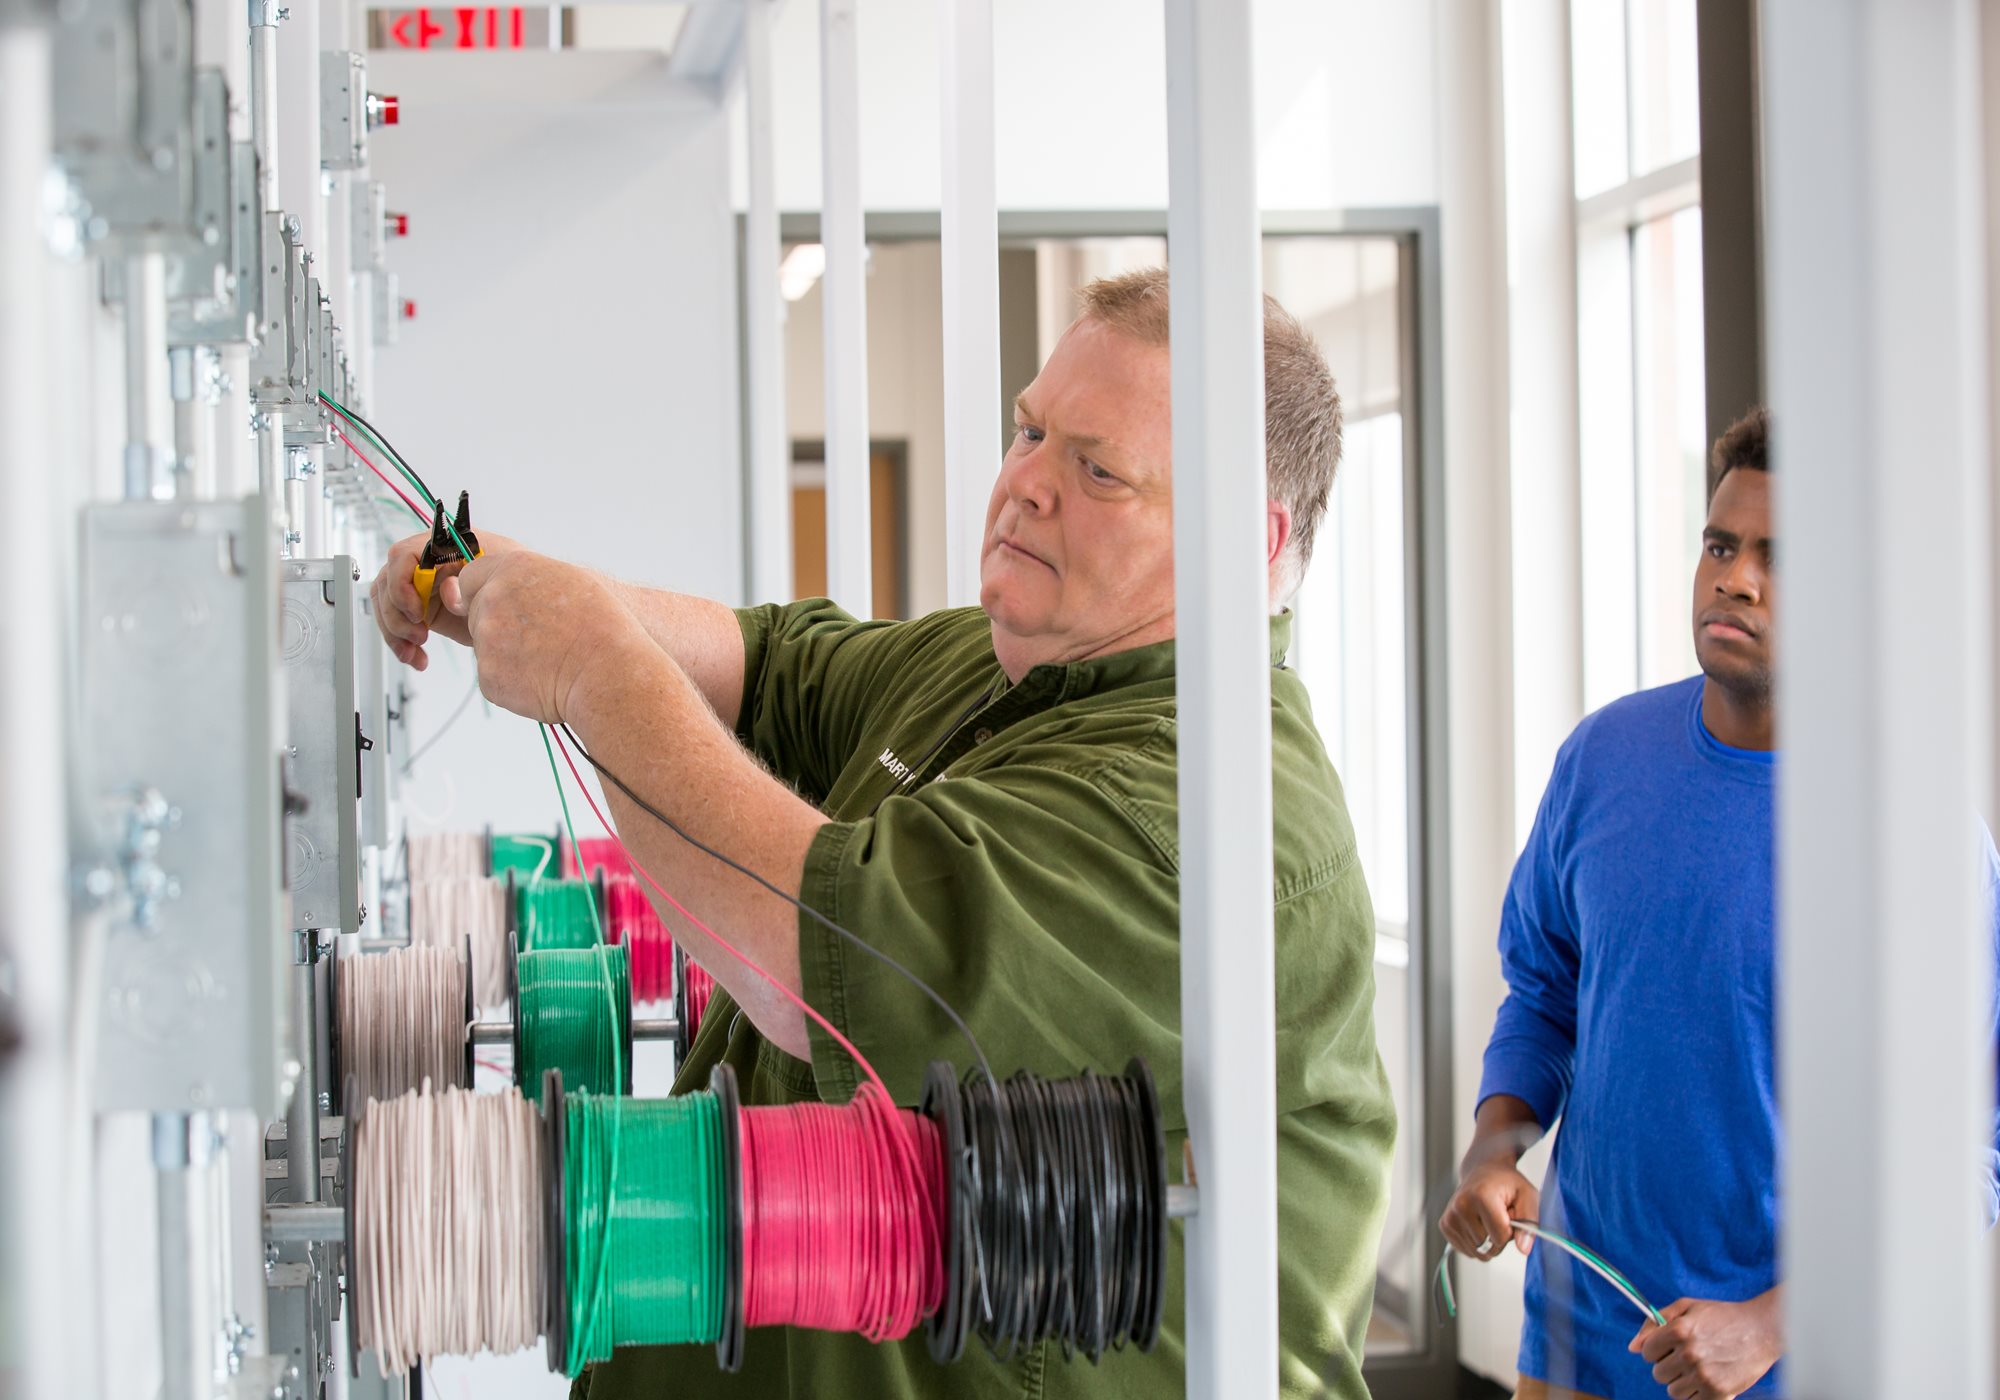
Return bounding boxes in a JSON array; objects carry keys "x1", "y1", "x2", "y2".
[{"x1": 1478, "y1": 676, "x2": 2000, "y2": 1399}]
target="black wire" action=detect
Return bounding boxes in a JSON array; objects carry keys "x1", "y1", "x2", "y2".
[
  {"x1": 401, "y1": 679, "x2": 482, "y2": 776},
  {"x1": 555, "y1": 722, "x2": 998, "y2": 1092},
  {"x1": 318, "y1": 391, "x2": 441, "y2": 508},
  {"x1": 960, "y1": 1068, "x2": 1159, "y2": 1364}
]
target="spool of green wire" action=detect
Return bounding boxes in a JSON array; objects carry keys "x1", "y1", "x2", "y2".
[
  {"x1": 517, "y1": 878, "x2": 600, "y2": 951},
  {"x1": 518, "y1": 945, "x2": 632, "y2": 1096},
  {"x1": 563, "y1": 1090, "x2": 727, "y2": 1373},
  {"x1": 492, "y1": 832, "x2": 558, "y2": 880}
]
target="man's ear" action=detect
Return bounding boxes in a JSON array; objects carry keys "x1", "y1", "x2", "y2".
[{"x1": 1266, "y1": 499, "x2": 1293, "y2": 568}]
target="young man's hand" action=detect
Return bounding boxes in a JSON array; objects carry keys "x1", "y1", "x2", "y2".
[
  {"x1": 1439, "y1": 1159, "x2": 1540, "y2": 1261},
  {"x1": 1439, "y1": 1094, "x2": 1545, "y2": 1262},
  {"x1": 1629, "y1": 1288, "x2": 1782, "y2": 1400}
]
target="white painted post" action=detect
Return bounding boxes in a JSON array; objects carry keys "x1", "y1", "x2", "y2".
[
  {"x1": 745, "y1": 0, "x2": 793, "y2": 606},
  {"x1": 1164, "y1": 1, "x2": 1280, "y2": 1396},
  {"x1": 275, "y1": 0, "x2": 321, "y2": 254},
  {"x1": 818, "y1": 0, "x2": 871, "y2": 617},
  {"x1": 1765, "y1": 1, "x2": 1995, "y2": 1395},
  {"x1": 0, "y1": 23, "x2": 72, "y2": 1400},
  {"x1": 938, "y1": 0, "x2": 999, "y2": 610},
  {"x1": 1499, "y1": 0, "x2": 1584, "y2": 825}
]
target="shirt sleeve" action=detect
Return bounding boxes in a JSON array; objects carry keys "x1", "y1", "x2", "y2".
[
  {"x1": 1477, "y1": 743, "x2": 1585, "y2": 1131},
  {"x1": 789, "y1": 726, "x2": 1196, "y2": 1113},
  {"x1": 734, "y1": 599, "x2": 906, "y2": 802}
]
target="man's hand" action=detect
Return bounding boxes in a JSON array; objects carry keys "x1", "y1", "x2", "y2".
[
  {"x1": 1439, "y1": 1158, "x2": 1540, "y2": 1262},
  {"x1": 369, "y1": 529, "x2": 520, "y2": 669},
  {"x1": 447, "y1": 550, "x2": 649, "y2": 725},
  {"x1": 1629, "y1": 1290, "x2": 1783, "y2": 1400}
]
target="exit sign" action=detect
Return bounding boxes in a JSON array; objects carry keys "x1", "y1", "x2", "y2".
[{"x1": 373, "y1": 7, "x2": 550, "y2": 49}]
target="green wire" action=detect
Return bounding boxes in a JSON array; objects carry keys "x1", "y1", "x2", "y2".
[
  {"x1": 516, "y1": 880, "x2": 600, "y2": 953},
  {"x1": 562, "y1": 1090, "x2": 724, "y2": 1373},
  {"x1": 541, "y1": 726, "x2": 605, "y2": 948},
  {"x1": 517, "y1": 945, "x2": 629, "y2": 1096},
  {"x1": 492, "y1": 833, "x2": 558, "y2": 880},
  {"x1": 320, "y1": 390, "x2": 475, "y2": 560},
  {"x1": 1435, "y1": 1221, "x2": 1664, "y2": 1327}
]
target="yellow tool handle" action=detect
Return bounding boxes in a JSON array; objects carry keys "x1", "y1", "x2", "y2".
[{"x1": 412, "y1": 563, "x2": 440, "y2": 621}]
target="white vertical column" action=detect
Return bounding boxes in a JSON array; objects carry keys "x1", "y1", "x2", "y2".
[
  {"x1": 275, "y1": 0, "x2": 321, "y2": 253},
  {"x1": 938, "y1": 0, "x2": 999, "y2": 609},
  {"x1": 1499, "y1": 0, "x2": 1583, "y2": 827},
  {"x1": 1765, "y1": 2, "x2": 1994, "y2": 1396},
  {"x1": 745, "y1": 0, "x2": 793, "y2": 606},
  {"x1": 818, "y1": 0, "x2": 871, "y2": 617},
  {"x1": 0, "y1": 24, "x2": 71, "y2": 1400},
  {"x1": 1163, "y1": 2, "x2": 1279, "y2": 1397}
]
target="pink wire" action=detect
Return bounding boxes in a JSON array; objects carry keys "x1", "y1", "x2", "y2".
[
  {"x1": 682, "y1": 960, "x2": 714, "y2": 1042},
  {"x1": 547, "y1": 726, "x2": 893, "y2": 1105},
  {"x1": 333, "y1": 424, "x2": 429, "y2": 524},
  {"x1": 739, "y1": 1095, "x2": 945, "y2": 1339},
  {"x1": 605, "y1": 876, "x2": 673, "y2": 1003}
]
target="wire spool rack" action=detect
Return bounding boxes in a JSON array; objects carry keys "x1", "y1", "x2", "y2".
[
  {"x1": 341, "y1": 1058, "x2": 1177, "y2": 1379},
  {"x1": 331, "y1": 937, "x2": 679, "y2": 1108}
]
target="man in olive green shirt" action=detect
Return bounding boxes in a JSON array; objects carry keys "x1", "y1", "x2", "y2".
[{"x1": 372, "y1": 268, "x2": 1395, "y2": 1399}]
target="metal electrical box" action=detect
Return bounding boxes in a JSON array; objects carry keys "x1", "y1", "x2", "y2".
[
  {"x1": 79, "y1": 497, "x2": 288, "y2": 1117},
  {"x1": 321, "y1": 51, "x2": 369, "y2": 171},
  {"x1": 355, "y1": 605, "x2": 396, "y2": 851},
  {"x1": 282, "y1": 558, "x2": 361, "y2": 934}
]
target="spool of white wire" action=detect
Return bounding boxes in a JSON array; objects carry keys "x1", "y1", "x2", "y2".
[
  {"x1": 406, "y1": 831, "x2": 487, "y2": 882},
  {"x1": 351, "y1": 1085, "x2": 545, "y2": 1375},
  {"x1": 409, "y1": 875, "x2": 509, "y2": 1010},
  {"x1": 337, "y1": 945, "x2": 468, "y2": 1104}
]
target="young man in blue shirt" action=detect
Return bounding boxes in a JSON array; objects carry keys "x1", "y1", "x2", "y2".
[{"x1": 1438, "y1": 407, "x2": 2000, "y2": 1400}]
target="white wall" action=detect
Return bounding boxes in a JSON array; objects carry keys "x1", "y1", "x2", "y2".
[
  {"x1": 369, "y1": 51, "x2": 743, "y2": 841},
  {"x1": 732, "y1": 0, "x2": 1440, "y2": 212}
]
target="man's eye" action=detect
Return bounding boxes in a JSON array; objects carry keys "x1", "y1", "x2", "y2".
[
  {"x1": 1018, "y1": 424, "x2": 1044, "y2": 443},
  {"x1": 1085, "y1": 460, "x2": 1116, "y2": 483}
]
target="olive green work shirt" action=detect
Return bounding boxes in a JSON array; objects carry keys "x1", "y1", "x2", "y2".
[{"x1": 576, "y1": 600, "x2": 1395, "y2": 1400}]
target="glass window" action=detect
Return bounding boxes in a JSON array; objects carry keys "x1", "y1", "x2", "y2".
[
  {"x1": 1570, "y1": 0, "x2": 1631, "y2": 197},
  {"x1": 1632, "y1": 205, "x2": 1707, "y2": 688},
  {"x1": 1626, "y1": 0, "x2": 1701, "y2": 177}
]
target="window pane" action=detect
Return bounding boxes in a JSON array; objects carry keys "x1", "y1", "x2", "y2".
[
  {"x1": 1632, "y1": 205, "x2": 1707, "y2": 688},
  {"x1": 1264, "y1": 238, "x2": 1421, "y2": 1359},
  {"x1": 1627, "y1": 0, "x2": 1700, "y2": 176},
  {"x1": 1571, "y1": 0, "x2": 1630, "y2": 197}
]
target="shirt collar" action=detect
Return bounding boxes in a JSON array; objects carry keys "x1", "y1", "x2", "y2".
[{"x1": 1011, "y1": 611, "x2": 1295, "y2": 702}]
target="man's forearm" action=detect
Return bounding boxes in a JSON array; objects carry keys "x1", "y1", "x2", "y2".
[
  {"x1": 1462, "y1": 1094, "x2": 1545, "y2": 1177},
  {"x1": 567, "y1": 630, "x2": 818, "y2": 1058},
  {"x1": 599, "y1": 579, "x2": 750, "y2": 730}
]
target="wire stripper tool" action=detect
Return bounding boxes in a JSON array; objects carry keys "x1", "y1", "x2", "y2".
[{"x1": 413, "y1": 490, "x2": 482, "y2": 623}]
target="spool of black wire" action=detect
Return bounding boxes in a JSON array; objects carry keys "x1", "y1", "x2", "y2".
[{"x1": 930, "y1": 1058, "x2": 1167, "y2": 1366}]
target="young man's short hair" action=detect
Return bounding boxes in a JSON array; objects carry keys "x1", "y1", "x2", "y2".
[{"x1": 1709, "y1": 406, "x2": 1770, "y2": 502}]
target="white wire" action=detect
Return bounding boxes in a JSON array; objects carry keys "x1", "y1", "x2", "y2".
[
  {"x1": 353, "y1": 1085, "x2": 544, "y2": 1375},
  {"x1": 408, "y1": 874, "x2": 508, "y2": 1010},
  {"x1": 406, "y1": 832, "x2": 485, "y2": 882},
  {"x1": 337, "y1": 946, "x2": 469, "y2": 1105}
]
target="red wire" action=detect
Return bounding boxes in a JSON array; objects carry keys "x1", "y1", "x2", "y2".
[
  {"x1": 569, "y1": 838, "x2": 631, "y2": 881},
  {"x1": 739, "y1": 1093, "x2": 946, "y2": 1339},
  {"x1": 333, "y1": 424, "x2": 429, "y2": 524},
  {"x1": 605, "y1": 876, "x2": 673, "y2": 1003},
  {"x1": 547, "y1": 726, "x2": 895, "y2": 1105},
  {"x1": 682, "y1": 960, "x2": 714, "y2": 1043}
]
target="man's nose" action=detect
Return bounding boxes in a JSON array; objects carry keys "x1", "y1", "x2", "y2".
[
  {"x1": 1717, "y1": 554, "x2": 1764, "y2": 603},
  {"x1": 1000, "y1": 441, "x2": 1056, "y2": 515}
]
